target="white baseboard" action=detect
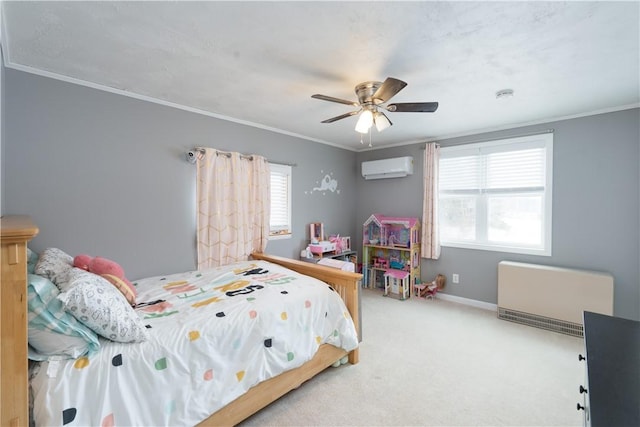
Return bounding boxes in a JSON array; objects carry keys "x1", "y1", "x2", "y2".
[{"x1": 436, "y1": 293, "x2": 497, "y2": 312}]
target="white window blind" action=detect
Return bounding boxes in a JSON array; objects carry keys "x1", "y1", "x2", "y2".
[
  {"x1": 269, "y1": 163, "x2": 292, "y2": 239},
  {"x1": 439, "y1": 133, "x2": 553, "y2": 255}
]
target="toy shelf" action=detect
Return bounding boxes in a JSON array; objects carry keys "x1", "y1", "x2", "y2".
[{"x1": 362, "y1": 214, "x2": 421, "y2": 300}]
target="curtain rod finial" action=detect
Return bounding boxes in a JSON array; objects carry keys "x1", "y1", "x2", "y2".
[{"x1": 186, "y1": 151, "x2": 197, "y2": 164}]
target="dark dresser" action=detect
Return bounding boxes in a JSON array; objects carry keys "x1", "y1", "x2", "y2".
[{"x1": 579, "y1": 311, "x2": 640, "y2": 427}]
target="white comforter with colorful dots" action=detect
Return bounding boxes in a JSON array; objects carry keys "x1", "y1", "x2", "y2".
[{"x1": 30, "y1": 260, "x2": 359, "y2": 426}]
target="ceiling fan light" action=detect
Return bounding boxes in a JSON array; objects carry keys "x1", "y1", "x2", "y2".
[
  {"x1": 374, "y1": 112, "x2": 391, "y2": 132},
  {"x1": 355, "y1": 109, "x2": 374, "y2": 133}
]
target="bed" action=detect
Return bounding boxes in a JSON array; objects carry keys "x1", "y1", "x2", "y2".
[{"x1": 1, "y1": 217, "x2": 361, "y2": 427}]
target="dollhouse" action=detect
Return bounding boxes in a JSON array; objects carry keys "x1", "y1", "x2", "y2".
[{"x1": 362, "y1": 214, "x2": 421, "y2": 299}]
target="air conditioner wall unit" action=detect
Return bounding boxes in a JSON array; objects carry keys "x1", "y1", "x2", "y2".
[{"x1": 361, "y1": 156, "x2": 414, "y2": 180}]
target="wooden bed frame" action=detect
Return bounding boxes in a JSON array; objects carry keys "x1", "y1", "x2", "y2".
[
  {"x1": 200, "y1": 252, "x2": 361, "y2": 426},
  {"x1": 0, "y1": 217, "x2": 361, "y2": 427},
  {"x1": 1, "y1": 215, "x2": 39, "y2": 427}
]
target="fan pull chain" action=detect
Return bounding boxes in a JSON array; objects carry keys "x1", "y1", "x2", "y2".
[{"x1": 359, "y1": 128, "x2": 373, "y2": 147}]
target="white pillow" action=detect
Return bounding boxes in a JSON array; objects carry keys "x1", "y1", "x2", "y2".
[
  {"x1": 27, "y1": 273, "x2": 100, "y2": 360},
  {"x1": 34, "y1": 248, "x2": 73, "y2": 287},
  {"x1": 28, "y1": 329, "x2": 93, "y2": 360},
  {"x1": 58, "y1": 270, "x2": 149, "y2": 343},
  {"x1": 61, "y1": 267, "x2": 94, "y2": 293}
]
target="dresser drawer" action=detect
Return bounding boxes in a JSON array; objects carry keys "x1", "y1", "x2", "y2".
[{"x1": 580, "y1": 312, "x2": 639, "y2": 427}]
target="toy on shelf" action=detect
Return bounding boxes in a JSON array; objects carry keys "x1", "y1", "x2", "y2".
[
  {"x1": 309, "y1": 222, "x2": 324, "y2": 243},
  {"x1": 308, "y1": 240, "x2": 336, "y2": 256},
  {"x1": 373, "y1": 257, "x2": 389, "y2": 269},
  {"x1": 389, "y1": 253, "x2": 407, "y2": 270},
  {"x1": 333, "y1": 235, "x2": 351, "y2": 254},
  {"x1": 303, "y1": 223, "x2": 357, "y2": 268}
]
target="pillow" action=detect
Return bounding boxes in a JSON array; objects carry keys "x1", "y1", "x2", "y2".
[
  {"x1": 28, "y1": 329, "x2": 96, "y2": 361},
  {"x1": 64, "y1": 267, "x2": 93, "y2": 292},
  {"x1": 102, "y1": 273, "x2": 137, "y2": 306},
  {"x1": 29, "y1": 271, "x2": 59, "y2": 306},
  {"x1": 27, "y1": 248, "x2": 38, "y2": 274},
  {"x1": 62, "y1": 267, "x2": 136, "y2": 299},
  {"x1": 27, "y1": 274, "x2": 100, "y2": 360},
  {"x1": 58, "y1": 270, "x2": 149, "y2": 343},
  {"x1": 34, "y1": 248, "x2": 73, "y2": 287}
]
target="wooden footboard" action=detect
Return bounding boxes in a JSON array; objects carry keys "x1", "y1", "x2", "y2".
[
  {"x1": 251, "y1": 252, "x2": 361, "y2": 363},
  {"x1": 199, "y1": 252, "x2": 361, "y2": 426}
]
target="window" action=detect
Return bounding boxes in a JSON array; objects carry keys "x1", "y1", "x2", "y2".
[
  {"x1": 439, "y1": 133, "x2": 553, "y2": 255},
  {"x1": 269, "y1": 163, "x2": 292, "y2": 239}
]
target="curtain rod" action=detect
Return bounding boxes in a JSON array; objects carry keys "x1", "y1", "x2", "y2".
[
  {"x1": 422, "y1": 129, "x2": 554, "y2": 148},
  {"x1": 188, "y1": 147, "x2": 297, "y2": 167}
]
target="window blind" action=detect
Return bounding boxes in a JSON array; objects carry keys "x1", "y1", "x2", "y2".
[
  {"x1": 269, "y1": 164, "x2": 291, "y2": 236},
  {"x1": 439, "y1": 133, "x2": 553, "y2": 255}
]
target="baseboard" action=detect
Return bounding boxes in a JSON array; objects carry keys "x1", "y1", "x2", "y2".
[{"x1": 436, "y1": 293, "x2": 497, "y2": 312}]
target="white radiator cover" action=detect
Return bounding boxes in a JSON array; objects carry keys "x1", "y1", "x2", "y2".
[{"x1": 497, "y1": 261, "x2": 614, "y2": 336}]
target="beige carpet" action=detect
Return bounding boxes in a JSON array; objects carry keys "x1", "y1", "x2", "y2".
[{"x1": 239, "y1": 289, "x2": 584, "y2": 426}]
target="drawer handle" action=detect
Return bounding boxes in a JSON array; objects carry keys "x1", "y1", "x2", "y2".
[
  {"x1": 577, "y1": 403, "x2": 585, "y2": 411},
  {"x1": 578, "y1": 354, "x2": 586, "y2": 361},
  {"x1": 579, "y1": 385, "x2": 588, "y2": 394}
]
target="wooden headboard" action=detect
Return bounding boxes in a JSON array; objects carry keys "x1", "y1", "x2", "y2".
[{"x1": 1, "y1": 215, "x2": 39, "y2": 426}]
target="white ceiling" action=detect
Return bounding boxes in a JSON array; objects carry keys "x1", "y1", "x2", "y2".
[{"x1": 2, "y1": 1, "x2": 639, "y2": 151}]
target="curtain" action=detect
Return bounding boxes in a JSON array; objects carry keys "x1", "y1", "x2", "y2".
[
  {"x1": 196, "y1": 148, "x2": 270, "y2": 269},
  {"x1": 421, "y1": 142, "x2": 440, "y2": 259}
]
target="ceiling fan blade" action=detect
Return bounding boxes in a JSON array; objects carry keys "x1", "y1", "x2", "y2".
[
  {"x1": 372, "y1": 77, "x2": 407, "y2": 104},
  {"x1": 312, "y1": 94, "x2": 359, "y2": 107},
  {"x1": 386, "y1": 102, "x2": 439, "y2": 113},
  {"x1": 321, "y1": 110, "x2": 360, "y2": 123}
]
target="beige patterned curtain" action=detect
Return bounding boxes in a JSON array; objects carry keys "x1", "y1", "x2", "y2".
[
  {"x1": 421, "y1": 142, "x2": 441, "y2": 259},
  {"x1": 196, "y1": 148, "x2": 270, "y2": 269}
]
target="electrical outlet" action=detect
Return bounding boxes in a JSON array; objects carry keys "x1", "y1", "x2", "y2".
[{"x1": 452, "y1": 273, "x2": 460, "y2": 284}]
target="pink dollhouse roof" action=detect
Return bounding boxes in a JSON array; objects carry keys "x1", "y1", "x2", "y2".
[
  {"x1": 384, "y1": 269, "x2": 410, "y2": 279},
  {"x1": 364, "y1": 214, "x2": 418, "y2": 229}
]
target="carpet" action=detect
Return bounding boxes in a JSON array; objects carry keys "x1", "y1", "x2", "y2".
[{"x1": 240, "y1": 289, "x2": 584, "y2": 426}]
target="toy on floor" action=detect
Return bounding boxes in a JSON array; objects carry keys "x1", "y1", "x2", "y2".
[
  {"x1": 416, "y1": 274, "x2": 446, "y2": 299},
  {"x1": 384, "y1": 268, "x2": 411, "y2": 300}
]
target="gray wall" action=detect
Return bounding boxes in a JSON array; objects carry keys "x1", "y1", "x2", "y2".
[
  {"x1": 1, "y1": 47, "x2": 5, "y2": 215},
  {"x1": 3, "y1": 67, "x2": 359, "y2": 280},
  {"x1": 357, "y1": 109, "x2": 640, "y2": 320},
  {"x1": 4, "y1": 64, "x2": 638, "y2": 321}
]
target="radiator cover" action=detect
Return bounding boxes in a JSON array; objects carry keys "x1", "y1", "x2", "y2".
[
  {"x1": 497, "y1": 261, "x2": 613, "y2": 337},
  {"x1": 498, "y1": 307, "x2": 584, "y2": 337}
]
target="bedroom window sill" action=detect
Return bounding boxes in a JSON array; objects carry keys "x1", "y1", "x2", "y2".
[
  {"x1": 441, "y1": 241, "x2": 551, "y2": 256},
  {"x1": 269, "y1": 233, "x2": 292, "y2": 241}
]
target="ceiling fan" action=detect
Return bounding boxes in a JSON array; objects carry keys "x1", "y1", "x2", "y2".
[{"x1": 311, "y1": 77, "x2": 438, "y2": 134}]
